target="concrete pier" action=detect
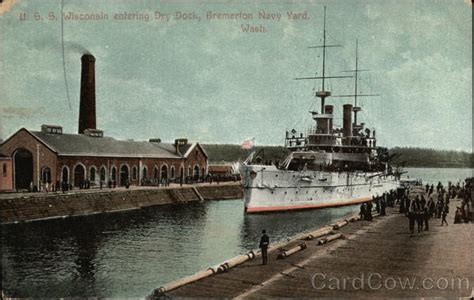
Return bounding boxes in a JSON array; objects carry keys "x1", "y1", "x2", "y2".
[
  {"x1": 0, "y1": 182, "x2": 242, "y2": 224},
  {"x1": 157, "y1": 195, "x2": 473, "y2": 298}
]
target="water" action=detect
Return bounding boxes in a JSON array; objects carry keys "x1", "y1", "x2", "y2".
[
  {"x1": 2, "y1": 167, "x2": 472, "y2": 297},
  {"x1": 403, "y1": 167, "x2": 473, "y2": 185}
]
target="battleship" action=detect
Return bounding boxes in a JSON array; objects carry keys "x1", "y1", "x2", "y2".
[{"x1": 241, "y1": 7, "x2": 400, "y2": 213}]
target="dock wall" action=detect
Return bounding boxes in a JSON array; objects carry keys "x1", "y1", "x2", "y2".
[{"x1": 0, "y1": 183, "x2": 243, "y2": 224}]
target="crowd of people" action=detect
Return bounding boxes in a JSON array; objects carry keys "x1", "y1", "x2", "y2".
[{"x1": 358, "y1": 178, "x2": 472, "y2": 234}]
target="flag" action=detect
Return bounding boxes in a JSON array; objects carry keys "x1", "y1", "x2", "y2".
[{"x1": 241, "y1": 138, "x2": 255, "y2": 150}]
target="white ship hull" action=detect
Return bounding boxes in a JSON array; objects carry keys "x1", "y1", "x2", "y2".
[{"x1": 242, "y1": 165, "x2": 400, "y2": 213}]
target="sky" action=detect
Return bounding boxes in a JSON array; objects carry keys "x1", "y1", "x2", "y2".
[{"x1": 0, "y1": 0, "x2": 472, "y2": 151}]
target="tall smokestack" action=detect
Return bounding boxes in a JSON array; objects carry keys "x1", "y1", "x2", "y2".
[
  {"x1": 343, "y1": 104, "x2": 353, "y2": 137},
  {"x1": 78, "y1": 54, "x2": 96, "y2": 134}
]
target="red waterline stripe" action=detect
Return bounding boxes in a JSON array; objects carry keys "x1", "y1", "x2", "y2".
[{"x1": 245, "y1": 197, "x2": 371, "y2": 213}]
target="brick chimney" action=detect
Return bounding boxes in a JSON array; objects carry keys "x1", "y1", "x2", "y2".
[
  {"x1": 78, "y1": 54, "x2": 96, "y2": 134},
  {"x1": 174, "y1": 138, "x2": 188, "y2": 155}
]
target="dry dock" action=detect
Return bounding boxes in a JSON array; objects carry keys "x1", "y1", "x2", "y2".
[
  {"x1": 0, "y1": 182, "x2": 242, "y2": 224},
  {"x1": 155, "y1": 194, "x2": 473, "y2": 298}
]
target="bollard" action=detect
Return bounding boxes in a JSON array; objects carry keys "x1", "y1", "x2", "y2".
[
  {"x1": 331, "y1": 219, "x2": 349, "y2": 230},
  {"x1": 153, "y1": 264, "x2": 220, "y2": 296},
  {"x1": 304, "y1": 226, "x2": 333, "y2": 240},
  {"x1": 217, "y1": 251, "x2": 256, "y2": 272},
  {"x1": 317, "y1": 233, "x2": 343, "y2": 245},
  {"x1": 277, "y1": 243, "x2": 307, "y2": 259}
]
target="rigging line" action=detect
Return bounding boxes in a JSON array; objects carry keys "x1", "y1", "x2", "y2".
[{"x1": 61, "y1": 0, "x2": 72, "y2": 110}]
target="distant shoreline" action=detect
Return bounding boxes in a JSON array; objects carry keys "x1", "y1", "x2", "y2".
[{"x1": 203, "y1": 144, "x2": 473, "y2": 169}]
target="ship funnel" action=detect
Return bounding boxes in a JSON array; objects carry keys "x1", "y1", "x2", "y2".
[
  {"x1": 79, "y1": 54, "x2": 96, "y2": 134},
  {"x1": 343, "y1": 104, "x2": 353, "y2": 137}
]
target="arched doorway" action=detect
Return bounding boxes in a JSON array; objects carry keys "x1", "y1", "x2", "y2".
[
  {"x1": 14, "y1": 148, "x2": 33, "y2": 190},
  {"x1": 41, "y1": 167, "x2": 52, "y2": 183},
  {"x1": 180, "y1": 166, "x2": 184, "y2": 183},
  {"x1": 111, "y1": 167, "x2": 117, "y2": 183},
  {"x1": 100, "y1": 167, "x2": 106, "y2": 182},
  {"x1": 62, "y1": 166, "x2": 69, "y2": 183},
  {"x1": 120, "y1": 165, "x2": 129, "y2": 186},
  {"x1": 161, "y1": 165, "x2": 168, "y2": 181},
  {"x1": 74, "y1": 164, "x2": 86, "y2": 187},
  {"x1": 170, "y1": 166, "x2": 175, "y2": 179},
  {"x1": 193, "y1": 165, "x2": 200, "y2": 181},
  {"x1": 153, "y1": 167, "x2": 159, "y2": 184}
]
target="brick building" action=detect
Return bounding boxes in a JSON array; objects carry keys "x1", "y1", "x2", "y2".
[
  {"x1": 0, "y1": 125, "x2": 208, "y2": 191},
  {"x1": 0, "y1": 154, "x2": 13, "y2": 191},
  {"x1": 0, "y1": 53, "x2": 209, "y2": 191}
]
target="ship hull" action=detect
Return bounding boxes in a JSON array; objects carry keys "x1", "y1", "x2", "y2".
[{"x1": 242, "y1": 165, "x2": 399, "y2": 213}]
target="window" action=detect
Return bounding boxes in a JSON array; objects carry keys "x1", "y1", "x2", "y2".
[
  {"x1": 142, "y1": 167, "x2": 148, "y2": 179},
  {"x1": 2, "y1": 163, "x2": 6, "y2": 177},
  {"x1": 100, "y1": 167, "x2": 106, "y2": 181},
  {"x1": 90, "y1": 167, "x2": 96, "y2": 181},
  {"x1": 170, "y1": 166, "x2": 175, "y2": 179},
  {"x1": 154, "y1": 167, "x2": 159, "y2": 179},
  {"x1": 111, "y1": 167, "x2": 117, "y2": 182},
  {"x1": 132, "y1": 166, "x2": 138, "y2": 180}
]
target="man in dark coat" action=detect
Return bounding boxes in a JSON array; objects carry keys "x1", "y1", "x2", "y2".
[{"x1": 259, "y1": 229, "x2": 270, "y2": 265}]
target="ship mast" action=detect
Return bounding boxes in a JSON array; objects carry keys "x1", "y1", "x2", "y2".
[
  {"x1": 295, "y1": 6, "x2": 352, "y2": 114},
  {"x1": 333, "y1": 39, "x2": 379, "y2": 129},
  {"x1": 354, "y1": 39, "x2": 360, "y2": 125}
]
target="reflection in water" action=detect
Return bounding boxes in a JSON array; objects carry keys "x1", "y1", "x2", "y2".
[
  {"x1": 240, "y1": 206, "x2": 358, "y2": 250},
  {"x1": 2, "y1": 201, "x2": 357, "y2": 297},
  {"x1": 2, "y1": 202, "x2": 210, "y2": 297},
  {"x1": 2, "y1": 168, "x2": 472, "y2": 297}
]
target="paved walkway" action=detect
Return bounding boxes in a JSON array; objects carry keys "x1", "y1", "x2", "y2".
[{"x1": 164, "y1": 197, "x2": 473, "y2": 298}]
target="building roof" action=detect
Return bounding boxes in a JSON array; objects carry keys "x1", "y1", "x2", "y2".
[
  {"x1": 30, "y1": 130, "x2": 184, "y2": 158},
  {"x1": 0, "y1": 128, "x2": 209, "y2": 159}
]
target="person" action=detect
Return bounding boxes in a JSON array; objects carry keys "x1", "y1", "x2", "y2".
[
  {"x1": 366, "y1": 201, "x2": 373, "y2": 221},
  {"x1": 360, "y1": 202, "x2": 366, "y2": 220},
  {"x1": 436, "y1": 198, "x2": 443, "y2": 219},
  {"x1": 454, "y1": 207, "x2": 462, "y2": 224},
  {"x1": 375, "y1": 196, "x2": 380, "y2": 214},
  {"x1": 408, "y1": 201, "x2": 416, "y2": 234},
  {"x1": 415, "y1": 198, "x2": 423, "y2": 233},
  {"x1": 380, "y1": 197, "x2": 386, "y2": 216},
  {"x1": 423, "y1": 207, "x2": 430, "y2": 231},
  {"x1": 259, "y1": 230, "x2": 270, "y2": 265},
  {"x1": 428, "y1": 197, "x2": 436, "y2": 218},
  {"x1": 441, "y1": 203, "x2": 449, "y2": 226},
  {"x1": 420, "y1": 195, "x2": 426, "y2": 210},
  {"x1": 399, "y1": 194, "x2": 406, "y2": 214}
]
